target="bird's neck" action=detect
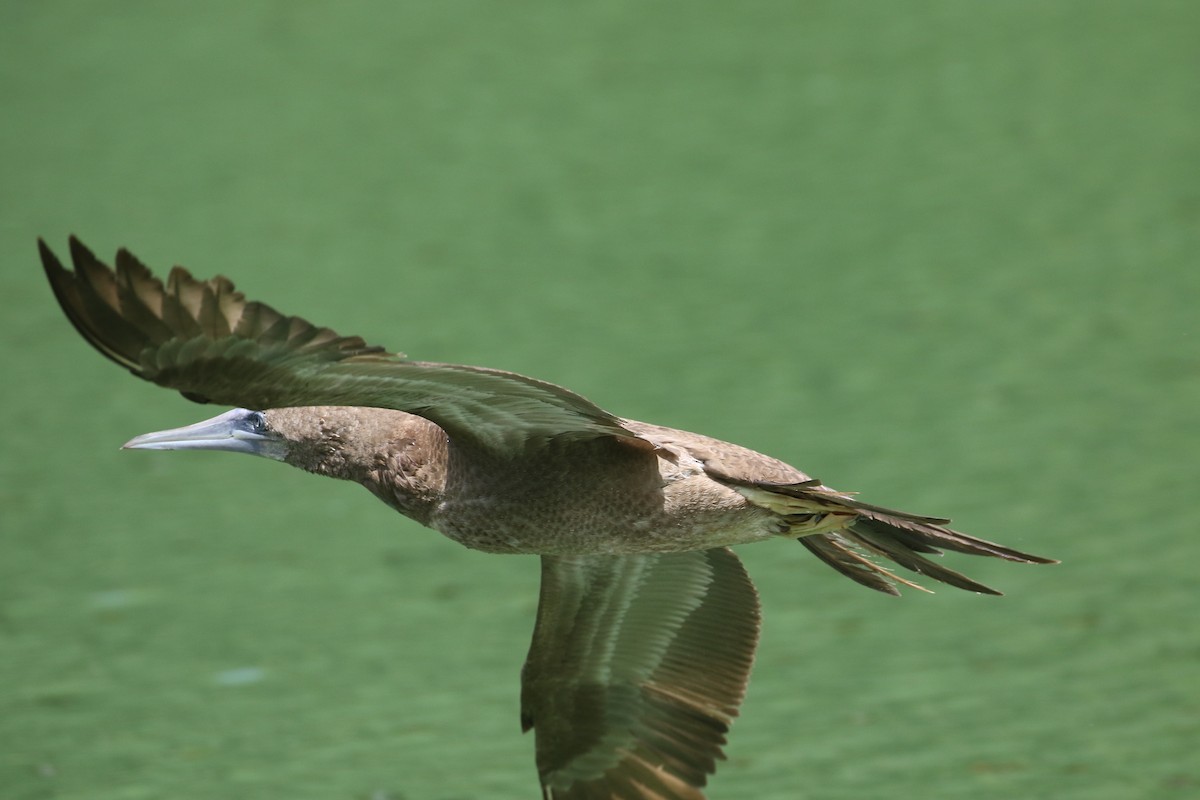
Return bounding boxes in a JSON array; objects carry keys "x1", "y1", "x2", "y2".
[{"x1": 278, "y1": 408, "x2": 449, "y2": 526}]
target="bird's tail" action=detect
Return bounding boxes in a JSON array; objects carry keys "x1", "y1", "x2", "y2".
[
  {"x1": 729, "y1": 479, "x2": 1055, "y2": 596},
  {"x1": 809, "y1": 499, "x2": 1055, "y2": 595}
]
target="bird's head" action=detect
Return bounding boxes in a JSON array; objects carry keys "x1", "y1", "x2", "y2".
[{"x1": 122, "y1": 406, "x2": 436, "y2": 485}]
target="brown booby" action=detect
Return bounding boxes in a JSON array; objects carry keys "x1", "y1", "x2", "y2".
[{"x1": 39, "y1": 237, "x2": 1054, "y2": 799}]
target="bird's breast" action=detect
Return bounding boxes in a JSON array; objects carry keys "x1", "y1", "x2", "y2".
[{"x1": 425, "y1": 444, "x2": 783, "y2": 555}]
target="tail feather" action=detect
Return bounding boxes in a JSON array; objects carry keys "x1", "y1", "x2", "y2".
[
  {"x1": 720, "y1": 478, "x2": 1056, "y2": 596},
  {"x1": 844, "y1": 521, "x2": 1002, "y2": 595},
  {"x1": 811, "y1": 505, "x2": 1055, "y2": 595},
  {"x1": 797, "y1": 535, "x2": 926, "y2": 596},
  {"x1": 849, "y1": 502, "x2": 1052, "y2": 564},
  {"x1": 851, "y1": 506, "x2": 1056, "y2": 564}
]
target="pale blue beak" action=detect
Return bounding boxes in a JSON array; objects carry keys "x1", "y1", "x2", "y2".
[{"x1": 123, "y1": 408, "x2": 286, "y2": 460}]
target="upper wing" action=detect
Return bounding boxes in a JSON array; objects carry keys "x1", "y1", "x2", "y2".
[
  {"x1": 40, "y1": 237, "x2": 638, "y2": 454},
  {"x1": 520, "y1": 548, "x2": 760, "y2": 800}
]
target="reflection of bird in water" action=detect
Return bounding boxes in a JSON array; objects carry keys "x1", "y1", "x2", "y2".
[{"x1": 40, "y1": 237, "x2": 1054, "y2": 800}]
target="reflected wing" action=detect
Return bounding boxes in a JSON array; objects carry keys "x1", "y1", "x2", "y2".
[
  {"x1": 521, "y1": 549, "x2": 759, "y2": 799},
  {"x1": 40, "y1": 237, "x2": 637, "y2": 453}
]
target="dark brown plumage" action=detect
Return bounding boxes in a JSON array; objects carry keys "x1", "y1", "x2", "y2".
[{"x1": 40, "y1": 237, "x2": 1055, "y2": 799}]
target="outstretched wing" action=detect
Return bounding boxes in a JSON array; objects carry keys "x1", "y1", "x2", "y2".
[
  {"x1": 40, "y1": 237, "x2": 638, "y2": 454},
  {"x1": 521, "y1": 548, "x2": 759, "y2": 799}
]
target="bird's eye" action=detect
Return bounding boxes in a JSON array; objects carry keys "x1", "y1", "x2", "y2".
[{"x1": 245, "y1": 411, "x2": 267, "y2": 433}]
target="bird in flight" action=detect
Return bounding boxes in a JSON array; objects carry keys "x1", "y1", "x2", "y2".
[{"x1": 40, "y1": 237, "x2": 1053, "y2": 799}]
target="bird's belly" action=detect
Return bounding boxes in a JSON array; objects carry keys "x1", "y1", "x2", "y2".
[{"x1": 428, "y1": 474, "x2": 785, "y2": 555}]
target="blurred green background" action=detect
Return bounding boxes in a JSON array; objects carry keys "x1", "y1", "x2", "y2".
[{"x1": 2, "y1": 2, "x2": 1196, "y2": 798}]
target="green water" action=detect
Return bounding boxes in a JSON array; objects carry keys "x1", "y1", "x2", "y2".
[{"x1": 2, "y1": 3, "x2": 1196, "y2": 798}]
